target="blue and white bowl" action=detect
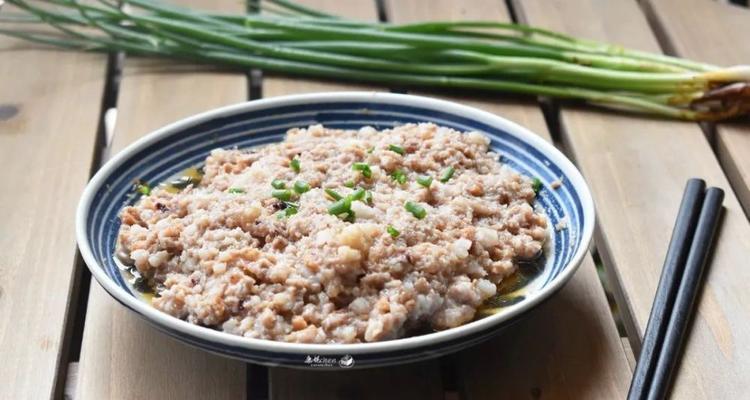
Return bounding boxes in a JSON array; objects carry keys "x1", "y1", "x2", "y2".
[{"x1": 76, "y1": 92, "x2": 595, "y2": 369}]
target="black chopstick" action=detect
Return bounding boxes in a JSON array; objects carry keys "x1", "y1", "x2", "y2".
[
  {"x1": 627, "y1": 179, "x2": 706, "y2": 400},
  {"x1": 627, "y1": 180, "x2": 725, "y2": 400},
  {"x1": 646, "y1": 187, "x2": 724, "y2": 400}
]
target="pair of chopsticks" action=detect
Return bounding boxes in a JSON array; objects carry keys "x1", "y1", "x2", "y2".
[{"x1": 627, "y1": 179, "x2": 724, "y2": 400}]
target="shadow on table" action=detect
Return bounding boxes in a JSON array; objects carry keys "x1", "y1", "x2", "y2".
[{"x1": 455, "y1": 277, "x2": 631, "y2": 399}]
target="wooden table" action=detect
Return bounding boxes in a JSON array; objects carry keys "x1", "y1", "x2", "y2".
[{"x1": 1, "y1": 0, "x2": 749, "y2": 398}]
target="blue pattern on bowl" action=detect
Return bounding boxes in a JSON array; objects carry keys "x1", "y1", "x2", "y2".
[{"x1": 77, "y1": 93, "x2": 593, "y2": 369}]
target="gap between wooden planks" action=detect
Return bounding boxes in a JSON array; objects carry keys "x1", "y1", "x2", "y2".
[
  {"x1": 639, "y1": 0, "x2": 750, "y2": 217},
  {"x1": 74, "y1": 1, "x2": 249, "y2": 399},
  {"x1": 385, "y1": 1, "x2": 633, "y2": 399},
  {"x1": 0, "y1": 13, "x2": 107, "y2": 400},
  {"x1": 512, "y1": 0, "x2": 750, "y2": 398},
  {"x1": 263, "y1": 1, "x2": 444, "y2": 398}
]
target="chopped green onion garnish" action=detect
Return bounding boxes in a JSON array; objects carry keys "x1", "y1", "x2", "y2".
[
  {"x1": 328, "y1": 197, "x2": 352, "y2": 216},
  {"x1": 135, "y1": 183, "x2": 151, "y2": 196},
  {"x1": 416, "y1": 175, "x2": 433, "y2": 188},
  {"x1": 325, "y1": 188, "x2": 343, "y2": 200},
  {"x1": 271, "y1": 179, "x2": 286, "y2": 189},
  {"x1": 367, "y1": 147, "x2": 375, "y2": 154},
  {"x1": 405, "y1": 201, "x2": 427, "y2": 219},
  {"x1": 439, "y1": 166, "x2": 455, "y2": 183},
  {"x1": 388, "y1": 144, "x2": 405, "y2": 155},
  {"x1": 293, "y1": 180, "x2": 310, "y2": 194},
  {"x1": 277, "y1": 203, "x2": 299, "y2": 219},
  {"x1": 386, "y1": 225, "x2": 400, "y2": 238},
  {"x1": 290, "y1": 157, "x2": 301, "y2": 173},
  {"x1": 344, "y1": 180, "x2": 355, "y2": 188},
  {"x1": 391, "y1": 169, "x2": 407, "y2": 185},
  {"x1": 272, "y1": 189, "x2": 292, "y2": 201},
  {"x1": 228, "y1": 188, "x2": 245, "y2": 194},
  {"x1": 352, "y1": 162, "x2": 372, "y2": 178},
  {"x1": 364, "y1": 190, "x2": 373, "y2": 205},
  {"x1": 350, "y1": 187, "x2": 366, "y2": 201},
  {"x1": 168, "y1": 173, "x2": 202, "y2": 190},
  {"x1": 532, "y1": 177, "x2": 543, "y2": 195}
]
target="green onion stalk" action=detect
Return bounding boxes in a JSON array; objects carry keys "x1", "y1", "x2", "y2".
[{"x1": 2, "y1": 0, "x2": 749, "y2": 121}]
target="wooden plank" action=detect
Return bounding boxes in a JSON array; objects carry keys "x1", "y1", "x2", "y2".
[
  {"x1": 640, "y1": 0, "x2": 750, "y2": 215},
  {"x1": 75, "y1": 1, "x2": 249, "y2": 399},
  {"x1": 0, "y1": 14, "x2": 107, "y2": 400},
  {"x1": 512, "y1": 0, "x2": 750, "y2": 398},
  {"x1": 386, "y1": 1, "x2": 632, "y2": 399},
  {"x1": 264, "y1": 1, "x2": 443, "y2": 399}
]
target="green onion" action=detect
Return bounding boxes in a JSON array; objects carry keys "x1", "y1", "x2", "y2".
[
  {"x1": 271, "y1": 179, "x2": 286, "y2": 189},
  {"x1": 277, "y1": 205, "x2": 298, "y2": 219},
  {"x1": 135, "y1": 182, "x2": 151, "y2": 196},
  {"x1": 272, "y1": 189, "x2": 293, "y2": 201},
  {"x1": 5, "y1": 0, "x2": 749, "y2": 121},
  {"x1": 285, "y1": 206, "x2": 298, "y2": 217},
  {"x1": 367, "y1": 147, "x2": 375, "y2": 154},
  {"x1": 328, "y1": 197, "x2": 351, "y2": 215},
  {"x1": 352, "y1": 162, "x2": 372, "y2": 178},
  {"x1": 386, "y1": 225, "x2": 400, "y2": 238},
  {"x1": 293, "y1": 180, "x2": 310, "y2": 194},
  {"x1": 405, "y1": 201, "x2": 427, "y2": 219},
  {"x1": 325, "y1": 188, "x2": 343, "y2": 200},
  {"x1": 344, "y1": 180, "x2": 355, "y2": 188},
  {"x1": 350, "y1": 187, "x2": 366, "y2": 201},
  {"x1": 388, "y1": 144, "x2": 405, "y2": 155},
  {"x1": 228, "y1": 187, "x2": 245, "y2": 194},
  {"x1": 532, "y1": 177, "x2": 543, "y2": 195},
  {"x1": 290, "y1": 157, "x2": 301, "y2": 173},
  {"x1": 364, "y1": 190, "x2": 374, "y2": 205},
  {"x1": 439, "y1": 166, "x2": 455, "y2": 183},
  {"x1": 391, "y1": 169, "x2": 407, "y2": 185},
  {"x1": 416, "y1": 175, "x2": 433, "y2": 188},
  {"x1": 168, "y1": 176, "x2": 201, "y2": 190}
]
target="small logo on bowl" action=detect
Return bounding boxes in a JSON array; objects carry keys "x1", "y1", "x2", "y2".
[
  {"x1": 304, "y1": 355, "x2": 337, "y2": 368},
  {"x1": 303, "y1": 354, "x2": 356, "y2": 368},
  {"x1": 338, "y1": 354, "x2": 355, "y2": 368}
]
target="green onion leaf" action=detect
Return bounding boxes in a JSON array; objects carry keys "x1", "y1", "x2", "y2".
[
  {"x1": 439, "y1": 166, "x2": 455, "y2": 183},
  {"x1": 386, "y1": 225, "x2": 400, "y2": 238},
  {"x1": 405, "y1": 201, "x2": 427, "y2": 219},
  {"x1": 350, "y1": 187, "x2": 366, "y2": 201},
  {"x1": 271, "y1": 179, "x2": 286, "y2": 189},
  {"x1": 532, "y1": 177, "x2": 543, "y2": 195},
  {"x1": 285, "y1": 206, "x2": 298, "y2": 217},
  {"x1": 388, "y1": 144, "x2": 405, "y2": 155},
  {"x1": 328, "y1": 197, "x2": 352, "y2": 216},
  {"x1": 325, "y1": 188, "x2": 343, "y2": 200},
  {"x1": 390, "y1": 169, "x2": 407, "y2": 185},
  {"x1": 290, "y1": 157, "x2": 301, "y2": 173},
  {"x1": 367, "y1": 147, "x2": 375, "y2": 154},
  {"x1": 364, "y1": 190, "x2": 374, "y2": 205},
  {"x1": 293, "y1": 180, "x2": 310, "y2": 194},
  {"x1": 272, "y1": 189, "x2": 292, "y2": 201},
  {"x1": 344, "y1": 180, "x2": 355, "y2": 188},
  {"x1": 228, "y1": 188, "x2": 245, "y2": 194},
  {"x1": 352, "y1": 162, "x2": 372, "y2": 178},
  {"x1": 135, "y1": 183, "x2": 151, "y2": 196},
  {"x1": 416, "y1": 175, "x2": 433, "y2": 188}
]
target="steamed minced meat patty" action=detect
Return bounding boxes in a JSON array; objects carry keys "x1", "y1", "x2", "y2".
[{"x1": 116, "y1": 123, "x2": 547, "y2": 343}]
